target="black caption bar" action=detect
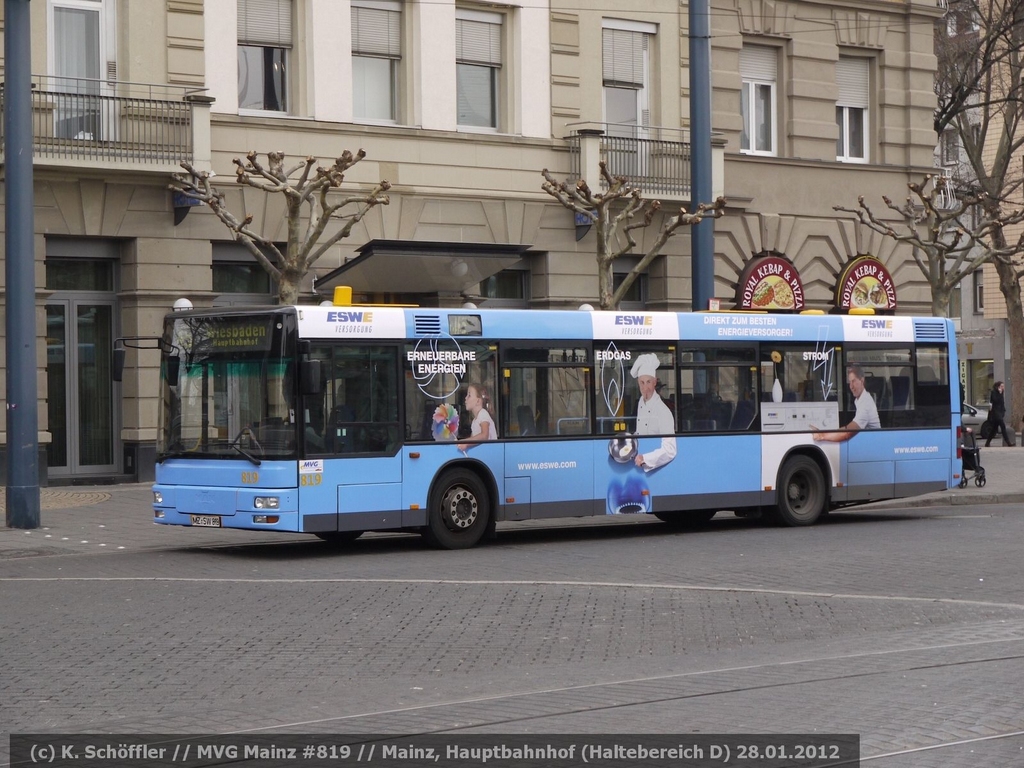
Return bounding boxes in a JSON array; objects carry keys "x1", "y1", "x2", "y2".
[{"x1": 11, "y1": 734, "x2": 860, "y2": 768}]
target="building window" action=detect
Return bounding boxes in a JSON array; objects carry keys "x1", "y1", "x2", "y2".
[
  {"x1": 602, "y1": 19, "x2": 655, "y2": 180},
  {"x1": 602, "y1": 21, "x2": 653, "y2": 134},
  {"x1": 352, "y1": 0, "x2": 401, "y2": 122},
  {"x1": 479, "y1": 269, "x2": 529, "y2": 308},
  {"x1": 212, "y1": 243, "x2": 276, "y2": 306},
  {"x1": 973, "y1": 269, "x2": 984, "y2": 313},
  {"x1": 836, "y1": 57, "x2": 869, "y2": 163},
  {"x1": 614, "y1": 271, "x2": 647, "y2": 310},
  {"x1": 456, "y1": 9, "x2": 502, "y2": 129},
  {"x1": 969, "y1": 360, "x2": 993, "y2": 408},
  {"x1": 940, "y1": 128, "x2": 960, "y2": 166},
  {"x1": 50, "y1": 0, "x2": 115, "y2": 140},
  {"x1": 237, "y1": 0, "x2": 292, "y2": 112},
  {"x1": 739, "y1": 45, "x2": 777, "y2": 156}
]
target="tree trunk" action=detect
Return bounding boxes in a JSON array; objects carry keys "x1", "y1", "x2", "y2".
[
  {"x1": 931, "y1": 286, "x2": 951, "y2": 318},
  {"x1": 991, "y1": 242, "x2": 1024, "y2": 433},
  {"x1": 278, "y1": 267, "x2": 303, "y2": 305}
]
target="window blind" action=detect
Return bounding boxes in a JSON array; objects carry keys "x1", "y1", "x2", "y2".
[
  {"x1": 836, "y1": 57, "x2": 869, "y2": 107},
  {"x1": 352, "y1": 4, "x2": 401, "y2": 58},
  {"x1": 238, "y1": 0, "x2": 293, "y2": 48},
  {"x1": 457, "y1": 18, "x2": 501, "y2": 67},
  {"x1": 739, "y1": 45, "x2": 777, "y2": 81},
  {"x1": 602, "y1": 29, "x2": 646, "y2": 88}
]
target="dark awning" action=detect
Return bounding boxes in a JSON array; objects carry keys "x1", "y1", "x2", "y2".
[{"x1": 316, "y1": 240, "x2": 530, "y2": 295}]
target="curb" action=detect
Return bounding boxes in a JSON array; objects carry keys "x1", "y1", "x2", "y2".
[{"x1": 861, "y1": 492, "x2": 1024, "y2": 510}]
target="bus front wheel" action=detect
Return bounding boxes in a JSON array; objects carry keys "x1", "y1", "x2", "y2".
[
  {"x1": 773, "y1": 456, "x2": 826, "y2": 526},
  {"x1": 425, "y1": 469, "x2": 491, "y2": 549}
]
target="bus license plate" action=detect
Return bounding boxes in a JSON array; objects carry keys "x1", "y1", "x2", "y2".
[{"x1": 190, "y1": 515, "x2": 222, "y2": 528}]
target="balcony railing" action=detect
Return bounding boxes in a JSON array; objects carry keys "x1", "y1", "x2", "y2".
[
  {"x1": 0, "y1": 75, "x2": 208, "y2": 166},
  {"x1": 567, "y1": 123, "x2": 692, "y2": 198}
]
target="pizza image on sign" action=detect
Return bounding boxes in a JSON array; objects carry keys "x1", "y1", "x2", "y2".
[
  {"x1": 737, "y1": 254, "x2": 805, "y2": 311},
  {"x1": 836, "y1": 255, "x2": 897, "y2": 311},
  {"x1": 851, "y1": 276, "x2": 889, "y2": 309},
  {"x1": 750, "y1": 275, "x2": 796, "y2": 309}
]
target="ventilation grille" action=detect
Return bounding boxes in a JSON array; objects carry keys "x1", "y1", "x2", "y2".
[
  {"x1": 414, "y1": 315, "x2": 442, "y2": 336},
  {"x1": 914, "y1": 319, "x2": 948, "y2": 341}
]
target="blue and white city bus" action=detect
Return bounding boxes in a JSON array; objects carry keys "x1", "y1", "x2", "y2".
[{"x1": 139, "y1": 297, "x2": 963, "y2": 549}]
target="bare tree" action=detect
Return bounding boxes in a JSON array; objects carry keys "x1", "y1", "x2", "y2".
[
  {"x1": 935, "y1": 0, "x2": 1024, "y2": 422},
  {"x1": 834, "y1": 175, "x2": 1024, "y2": 316},
  {"x1": 171, "y1": 150, "x2": 391, "y2": 305},
  {"x1": 541, "y1": 163, "x2": 726, "y2": 310}
]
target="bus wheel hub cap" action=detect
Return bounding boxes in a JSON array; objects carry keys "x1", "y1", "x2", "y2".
[{"x1": 443, "y1": 488, "x2": 477, "y2": 529}]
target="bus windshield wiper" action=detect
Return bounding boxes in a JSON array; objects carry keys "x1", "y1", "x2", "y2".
[
  {"x1": 229, "y1": 427, "x2": 263, "y2": 466},
  {"x1": 231, "y1": 443, "x2": 262, "y2": 466}
]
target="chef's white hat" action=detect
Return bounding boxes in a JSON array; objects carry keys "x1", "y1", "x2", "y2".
[{"x1": 630, "y1": 353, "x2": 660, "y2": 379}]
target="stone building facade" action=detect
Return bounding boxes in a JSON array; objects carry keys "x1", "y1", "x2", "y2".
[{"x1": 0, "y1": 0, "x2": 942, "y2": 483}]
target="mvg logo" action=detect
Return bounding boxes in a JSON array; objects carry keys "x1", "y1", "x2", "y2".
[
  {"x1": 300, "y1": 459, "x2": 324, "y2": 474},
  {"x1": 614, "y1": 315, "x2": 653, "y2": 326},
  {"x1": 861, "y1": 319, "x2": 892, "y2": 329},
  {"x1": 327, "y1": 310, "x2": 373, "y2": 323}
]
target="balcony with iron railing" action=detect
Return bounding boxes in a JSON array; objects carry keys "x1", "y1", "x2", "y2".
[
  {"x1": 566, "y1": 122, "x2": 725, "y2": 201},
  {"x1": 0, "y1": 75, "x2": 213, "y2": 173}
]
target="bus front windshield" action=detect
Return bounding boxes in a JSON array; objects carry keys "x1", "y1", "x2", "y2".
[{"x1": 157, "y1": 313, "x2": 298, "y2": 462}]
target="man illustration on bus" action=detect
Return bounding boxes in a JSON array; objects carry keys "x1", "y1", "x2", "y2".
[
  {"x1": 812, "y1": 363, "x2": 880, "y2": 442},
  {"x1": 631, "y1": 353, "x2": 677, "y2": 470}
]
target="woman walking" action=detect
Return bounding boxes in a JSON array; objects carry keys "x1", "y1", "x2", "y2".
[{"x1": 985, "y1": 381, "x2": 1012, "y2": 447}]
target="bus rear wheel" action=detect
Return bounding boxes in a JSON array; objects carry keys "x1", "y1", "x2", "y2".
[
  {"x1": 425, "y1": 469, "x2": 490, "y2": 549},
  {"x1": 772, "y1": 455, "x2": 826, "y2": 526}
]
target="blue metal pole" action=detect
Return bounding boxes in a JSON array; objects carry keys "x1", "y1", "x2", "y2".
[
  {"x1": 689, "y1": 0, "x2": 715, "y2": 311},
  {"x1": 5, "y1": 0, "x2": 41, "y2": 528}
]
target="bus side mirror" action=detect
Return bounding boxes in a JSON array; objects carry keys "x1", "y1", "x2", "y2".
[
  {"x1": 112, "y1": 348, "x2": 126, "y2": 382},
  {"x1": 166, "y1": 356, "x2": 181, "y2": 384},
  {"x1": 301, "y1": 359, "x2": 322, "y2": 396}
]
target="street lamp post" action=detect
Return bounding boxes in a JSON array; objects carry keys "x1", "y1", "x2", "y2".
[
  {"x1": 689, "y1": 0, "x2": 715, "y2": 312},
  {"x1": 5, "y1": 0, "x2": 41, "y2": 528}
]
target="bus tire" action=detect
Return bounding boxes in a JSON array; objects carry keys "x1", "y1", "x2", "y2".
[
  {"x1": 425, "y1": 469, "x2": 490, "y2": 549},
  {"x1": 315, "y1": 531, "x2": 363, "y2": 545},
  {"x1": 772, "y1": 455, "x2": 826, "y2": 526},
  {"x1": 655, "y1": 510, "x2": 717, "y2": 527}
]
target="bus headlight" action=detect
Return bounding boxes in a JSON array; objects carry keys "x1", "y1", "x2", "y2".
[
  {"x1": 254, "y1": 496, "x2": 280, "y2": 510},
  {"x1": 153, "y1": 491, "x2": 163, "y2": 504}
]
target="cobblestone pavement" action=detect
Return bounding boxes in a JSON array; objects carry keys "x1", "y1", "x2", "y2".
[{"x1": 2, "y1": 447, "x2": 1023, "y2": 768}]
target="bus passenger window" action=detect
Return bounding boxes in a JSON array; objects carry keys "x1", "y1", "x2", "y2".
[
  {"x1": 504, "y1": 343, "x2": 591, "y2": 438},
  {"x1": 404, "y1": 340, "x2": 497, "y2": 443}
]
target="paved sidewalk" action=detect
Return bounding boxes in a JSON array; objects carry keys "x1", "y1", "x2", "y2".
[{"x1": 1, "y1": 444, "x2": 1020, "y2": 558}]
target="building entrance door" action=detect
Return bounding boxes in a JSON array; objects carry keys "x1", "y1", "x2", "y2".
[{"x1": 46, "y1": 299, "x2": 118, "y2": 477}]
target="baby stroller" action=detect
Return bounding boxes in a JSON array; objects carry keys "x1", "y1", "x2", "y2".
[{"x1": 959, "y1": 427, "x2": 986, "y2": 488}]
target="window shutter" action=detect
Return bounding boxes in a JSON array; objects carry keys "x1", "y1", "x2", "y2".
[
  {"x1": 456, "y1": 18, "x2": 501, "y2": 66},
  {"x1": 603, "y1": 29, "x2": 646, "y2": 87},
  {"x1": 836, "y1": 57, "x2": 869, "y2": 107},
  {"x1": 238, "y1": 0, "x2": 293, "y2": 48},
  {"x1": 739, "y1": 45, "x2": 777, "y2": 82},
  {"x1": 352, "y1": 5, "x2": 401, "y2": 58}
]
